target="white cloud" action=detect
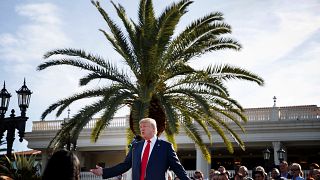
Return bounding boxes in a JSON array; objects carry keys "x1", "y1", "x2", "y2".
[
  {"x1": 16, "y1": 3, "x2": 61, "y2": 25},
  {"x1": 189, "y1": 0, "x2": 320, "y2": 108},
  {"x1": 231, "y1": 9, "x2": 320, "y2": 68},
  {"x1": 0, "y1": 33, "x2": 19, "y2": 46},
  {"x1": 0, "y1": 3, "x2": 70, "y2": 64},
  {"x1": 0, "y1": 2, "x2": 77, "y2": 122}
]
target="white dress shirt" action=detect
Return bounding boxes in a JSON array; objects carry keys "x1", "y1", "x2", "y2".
[{"x1": 141, "y1": 135, "x2": 157, "y2": 160}]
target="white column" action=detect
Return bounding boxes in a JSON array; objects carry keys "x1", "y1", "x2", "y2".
[
  {"x1": 272, "y1": 141, "x2": 280, "y2": 165},
  {"x1": 196, "y1": 147, "x2": 210, "y2": 179},
  {"x1": 272, "y1": 141, "x2": 288, "y2": 165}
]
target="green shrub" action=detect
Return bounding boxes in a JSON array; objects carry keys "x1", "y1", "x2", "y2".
[{"x1": 0, "y1": 154, "x2": 41, "y2": 180}]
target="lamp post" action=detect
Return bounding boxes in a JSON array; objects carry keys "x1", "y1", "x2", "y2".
[
  {"x1": 0, "y1": 79, "x2": 32, "y2": 156},
  {"x1": 277, "y1": 148, "x2": 286, "y2": 163},
  {"x1": 263, "y1": 148, "x2": 271, "y2": 172}
]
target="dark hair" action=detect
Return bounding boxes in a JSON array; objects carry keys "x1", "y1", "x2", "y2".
[{"x1": 42, "y1": 149, "x2": 80, "y2": 180}]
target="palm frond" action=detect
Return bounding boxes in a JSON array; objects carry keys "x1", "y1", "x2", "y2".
[
  {"x1": 206, "y1": 117, "x2": 234, "y2": 153},
  {"x1": 156, "y1": 0, "x2": 192, "y2": 62},
  {"x1": 164, "y1": 129, "x2": 177, "y2": 150},
  {"x1": 181, "y1": 117, "x2": 211, "y2": 163},
  {"x1": 206, "y1": 64, "x2": 265, "y2": 86},
  {"x1": 177, "y1": 103, "x2": 213, "y2": 144},
  {"x1": 37, "y1": 58, "x2": 104, "y2": 73},
  {"x1": 162, "y1": 101, "x2": 179, "y2": 133},
  {"x1": 92, "y1": 1, "x2": 137, "y2": 75},
  {"x1": 91, "y1": 91, "x2": 133, "y2": 142},
  {"x1": 43, "y1": 48, "x2": 109, "y2": 68},
  {"x1": 210, "y1": 113, "x2": 245, "y2": 151},
  {"x1": 48, "y1": 98, "x2": 109, "y2": 150}
]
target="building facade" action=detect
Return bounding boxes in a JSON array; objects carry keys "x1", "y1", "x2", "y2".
[{"x1": 24, "y1": 104, "x2": 320, "y2": 179}]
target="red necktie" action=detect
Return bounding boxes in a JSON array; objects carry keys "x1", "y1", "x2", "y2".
[{"x1": 140, "y1": 140, "x2": 151, "y2": 180}]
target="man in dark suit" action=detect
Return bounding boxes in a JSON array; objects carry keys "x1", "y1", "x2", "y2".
[{"x1": 90, "y1": 118, "x2": 190, "y2": 180}]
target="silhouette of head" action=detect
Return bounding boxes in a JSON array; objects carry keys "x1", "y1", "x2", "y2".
[{"x1": 42, "y1": 149, "x2": 80, "y2": 180}]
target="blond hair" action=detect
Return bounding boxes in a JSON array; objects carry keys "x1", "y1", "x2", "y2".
[{"x1": 139, "y1": 118, "x2": 158, "y2": 134}]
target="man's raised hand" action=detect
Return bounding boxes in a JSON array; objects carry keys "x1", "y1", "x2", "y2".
[{"x1": 90, "y1": 165, "x2": 103, "y2": 176}]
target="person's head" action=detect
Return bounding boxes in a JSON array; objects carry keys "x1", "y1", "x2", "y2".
[
  {"x1": 312, "y1": 169, "x2": 320, "y2": 180},
  {"x1": 238, "y1": 166, "x2": 249, "y2": 178},
  {"x1": 209, "y1": 169, "x2": 215, "y2": 179},
  {"x1": 0, "y1": 175, "x2": 13, "y2": 180},
  {"x1": 254, "y1": 171, "x2": 265, "y2": 180},
  {"x1": 139, "y1": 118, "x2": 157, "y2": 140},
  {"x1": 254, "y1": 166, "x2": 265, "y2": 173},
  {"x1": 211, "y1": 171, "x2": 220, "y2": 180},
  {"x1": 290, "y1": 163, "x2": 303, "y2": 177},
  {"x1": 310, "y1": 163, "x2": 320, "y2": 170},
  {"x1": 279, "y1": 161, "x2": 289, "y2": 173},
  {"x1": 271, "y1": 168, "x2": 280, "y2": 179},
  {"x1": 194, "y1": 170, "x2": 204, "y2": 180},
  {"x1": 42, "y1": 149, "x2": 80, "y2": 180},
  {"x1": 218, "y1": 166, "x2": 226, "y2": 174}
]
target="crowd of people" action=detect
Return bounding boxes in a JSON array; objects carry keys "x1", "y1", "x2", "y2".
[
  {"x1": 8, "y1": 145, "x2": 318, "y2": 180},
  {"x1": 170, "y1": 162, "x2": 320, "y2": 180}
]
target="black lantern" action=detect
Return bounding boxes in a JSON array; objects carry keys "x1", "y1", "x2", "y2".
[
  {"x1": 16, "y1": 79, "x2": 32, "y2": 117},
  {"x1": 263, "y1": 148, "x2": 271, "y2": 172},
  {"x1": 263, "y1": 148, "x2": 271, "y2": 160},
  {"x1": 0, "y1": 82, "x2": 12, "y2": 118},
  {"x1": 277, "y1": 148, "x2": 286, "y2": 162},
  {"x1": 0, "y1": 79, "x2": 32, "y2": 157}
]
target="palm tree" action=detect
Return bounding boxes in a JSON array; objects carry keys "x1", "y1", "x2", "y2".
[{"x1": 37, "y1": 0, "x2": 264, "y2": 162}]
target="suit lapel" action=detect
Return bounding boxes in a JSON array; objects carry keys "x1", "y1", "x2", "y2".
[{"x1": 135, "y1": 140, "x2": 144, "y2": 166}]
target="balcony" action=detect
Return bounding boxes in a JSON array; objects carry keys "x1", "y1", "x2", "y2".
[{"x1": 31, "y1": 105, "x2": 320, "y2": 132}]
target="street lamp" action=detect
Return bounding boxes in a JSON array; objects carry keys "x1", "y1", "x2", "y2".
[
  {"x1": 263, "y1": 148, "x2": 271, "y2": 172},
  {"x1": 263, "y1": 148, "x2": 271, "y2": 161},
  {"x1": 0, "y1": 79, "x2": 32, "y2": 156},
  {"x1": 277, "y1": 148, "x2": 286, "y2": 163}
]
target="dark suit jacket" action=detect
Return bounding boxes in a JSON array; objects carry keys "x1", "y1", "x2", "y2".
[{"x1": 102, "y1": 138, "x2": 190, "y2": 180}]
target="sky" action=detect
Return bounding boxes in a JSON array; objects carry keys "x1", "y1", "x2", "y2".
[{"x1": 0, "y1": 0, "x2": 320, "y2": 152}]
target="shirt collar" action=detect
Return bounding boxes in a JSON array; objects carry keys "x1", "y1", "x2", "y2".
[{"x1": 146, "y1": 135, "x2": 157, "y2": 144}]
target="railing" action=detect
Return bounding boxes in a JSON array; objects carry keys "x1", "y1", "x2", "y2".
[
  {"x1": 32, "y1": 105, "x2": 320, "y2": 131},
  {"x1": 80, "y1": 172, "x2": 128, "y2": 180},
  {"x1": 279, "y1": 106, "x2": 319, "y2": 120},
  {"x1": 79, "y1": 171, "x2": 195, "y2": 180},
  {"x1": 33, "y1": 116, "x2": 128, "y2": 131},
  {"x1": 80, "y1": 170, "x2": 310, "y2": 180}
]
